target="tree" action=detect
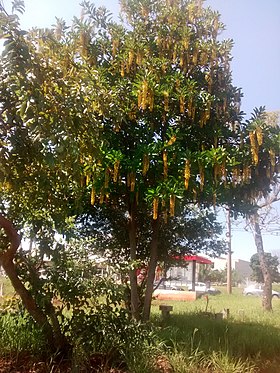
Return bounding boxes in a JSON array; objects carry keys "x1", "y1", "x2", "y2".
[
  {"x1": 246, "y1": 111, "x2": 280, "y2": 311},
  {"x1": 79, "y1": 203, "x2": 226, "y2": 265},
  {"x1": 78, "y1": 0, "x2": 279, "y2": 320},
  {"x1": 248, "y1": 182, "x2": 280, "y2": 310},
  {"x1": 250, "y1": 252, "x2": 280, "y2": 284},
  {"x1": 0, "y1": 0, "x2": 103, "y2": 351},
  {"x1": 0, "y1": 0, "x2": 279, "y2": 331}
]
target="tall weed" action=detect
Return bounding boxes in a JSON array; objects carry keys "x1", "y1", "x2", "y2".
[{"x1": 0, "y1": 313, "x2": 46, "y2": 355}]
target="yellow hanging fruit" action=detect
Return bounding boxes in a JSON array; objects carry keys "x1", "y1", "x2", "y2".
[
  {"x1": 112, "y1": 39, "x2": 118, "y2": 57},
  {"x1": 167, "y1": 135, "x2": 176, "y2": 146},
  {"x1": 191, "y1": 106, "x2": 196, "y2": 121},
  {"x1": 184, "y1": 160, "x2": 191, "y2": 190},
  {"x1": 179, "y1": 95, "x2": 185, "y2": 113},
  {"x1": 213, "y1": 164, "x2": 219, "y2": 183},
  {"x1": 127, "y1": 173, "x2": 131, "y2": 187},
  {"x1": 256, "y1": 128, "x2": 263, "y2": 146},
  {"x1": 136, "y1": 50, "x2": 143, "y2": 65},
  {"x1": 179, "y1": 53, "x2": 184, "y2": 68},
  {"x1": 183, "y1": 36, "x2": 189, "y2": 49},
  {"x1": 100, "y1": 189, "x2": 104, "y2": 204},
  {"x1": 232, "y1": 167, "x2": 239, "y2": 186},
  {"x1": 269, "y1": 149, "x2": 276, "y2": 167},
  {"x1": 128, "y1": 51, "x2": 134, "y2": 70},
  {"x1": 172, "y1": 49, "x2": 177, "y2": 63},
  {"x1": 249, "y1": 131, "x2": 259, "y2": 165},
  {"x1": 148, "y1": 91, "x2": 154, "y2": 111},
  {"x1": 223, "y1": 97, "x2": 227, "y2": 112},
  {"x1": 170, "y1": 194, "x2": 175, "y2": 217},
  {"x1": 266, "y1": 165, "x2": 271, "y2": 178},
  {"x1": 153, "y1": 197, "x2": 159, "y2": 220},
  {"x1": 142, "y1": 153, "x2": 149, "y2": 176},
  {"x1": 163, "y1": 210, "x2": 168, "y2": 224},
  {"x1": 138, "y1": 90, "x2": 142, "y2": 109},
  {"x1": 128, "y1": 111, "x2": 136, "y2": 120},
  {"x1": 79, "y1": 30, "x2": 88, "y2": 58},
  {"x1": 130, "y1": 172, "x2": 136, "y2": 192},
  {"x1": 80, "y1": 176, "x2": 85, "y2": 187},
  {"x1": 213, "y1": 191, "x2": 217, "y2": 207},
  {"x1": 120, "y1": 62, "x2": 125, "y2": 77},
  {"x1": 163, "y1": 150, "x2": 168, "y2": 179},
  {"x1": 141, "y1": 80, "x2": 148, "y2": 110},
  {"x1": 113, "y1": 160, "x2": 120, "y2": 183},
  {"x1": 192, "y1": 49, "x2": 198, "y2": 65},
  {"x1": 213, "y1": 17, "x2": 219, "y2": 34},
  {"x1": 221, "y1": 162, "x2": 227, "y2": 183},
  {"x1": 86, "y1": 175, "x2": 90, "y2": 186},
  {"x1": 192, "y1": 188, "x2": 197, "y2": 202},
  {"x1": 199, "y1": 112, "x2": 206, "y2": 128},
  {"x1": 242, "y1": 165, "x2": 251, "y2": 183},
  {"x1": 187, "y1": 99, "x2": 193, "y2": 118},
  {"x1": 90, "y1": 187, "x2": 95, "y2": 205},
  {"x1": 104, "y1": 168, "x2": 110, "y2": 189},
  {"x1": 200, "y1": 51, "x2": 207, "y2": 65},
  {"x1": 163, "y1": 91, "x2": 169, "y2": 112}
]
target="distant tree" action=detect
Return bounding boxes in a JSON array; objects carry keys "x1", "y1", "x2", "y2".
[
  {"x1": 247, "y1": 133, "x2": 280, "y2": 311},
  {"x1": 250, "y1": 252, "x2": 280, "y2": 284},
  {"x1": 205, "y1": 269, "x2": 224, "y2": 284},
  {"x1": 202, "y1": 265, "x2": 244, "y2": 285}
]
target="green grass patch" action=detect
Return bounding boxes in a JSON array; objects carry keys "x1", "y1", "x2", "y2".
[
  {"x1": 1, "y1": 286, "x2": 280, "y2": 372},
  {"x1": 0, "y1": 313, "x2": 46, "y2": 357},
  {"x1": 151, "y1": 287, "x2": 280, "y2": 372}
]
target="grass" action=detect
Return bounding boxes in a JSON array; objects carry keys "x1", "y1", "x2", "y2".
[
  {"x1": 151, "y1": 286, "x2": 280, "y2": 372},
  {"x1": 1, "y1": 285, "x2": 280, "y2": 372},
  {"x1": 0, "y1": 313, "x2": 46, "y2": 356}
]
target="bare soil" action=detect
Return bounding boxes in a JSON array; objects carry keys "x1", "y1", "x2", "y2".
[{"x1": 0, "y1": 354, "x2": 126, "y2": 373}]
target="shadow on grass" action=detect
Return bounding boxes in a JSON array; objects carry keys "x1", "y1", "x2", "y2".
[{"x1": 153, "y1": 312, "x2": 280, "y2": 370}]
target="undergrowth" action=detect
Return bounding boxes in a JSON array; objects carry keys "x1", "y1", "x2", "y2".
[{"x1": 1, "y1": 288, "x2": 280, "y2": 372}]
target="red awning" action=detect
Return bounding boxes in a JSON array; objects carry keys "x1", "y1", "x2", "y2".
[{"x1": 178, "y1": 255, "x2": 212, "y2": 265}]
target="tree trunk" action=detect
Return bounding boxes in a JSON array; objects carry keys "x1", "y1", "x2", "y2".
[
  {"x1": 142, "y1": 218, "x2": 159, "y2": 322},
  {"x1": 0, "y1": 215, "x2": 68, "y2": 351},
  {"x1": 128, "y1": 202, "x2": 140, "y2": 320},
  {"x1": 250, "y1": 212, "x2": 272, "y2": 311}
]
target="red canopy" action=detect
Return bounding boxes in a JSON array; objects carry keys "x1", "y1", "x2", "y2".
[{"x1": 178, "y1": 255, "x2": 212, "y2": 265}]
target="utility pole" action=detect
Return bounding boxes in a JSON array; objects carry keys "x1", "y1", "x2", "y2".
[{"x1": 226, "y1": 207, "x2": 232, "y2": 294}]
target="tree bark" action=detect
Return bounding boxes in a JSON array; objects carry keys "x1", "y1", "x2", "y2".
[
  {"x1": 142, "y1": 218, "x2": 159, "y2": 322},
  {"x1": 128, "y1": 202, "x2": 140, "y2": 320},
  {"x1": 0, "y1": 215, "x2": 68, "y2": 351},
  {"x1": 250, "y1": 212, "x2": 272, "y2": 311}
]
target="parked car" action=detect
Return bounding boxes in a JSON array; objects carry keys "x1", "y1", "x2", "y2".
[
  {"x1": 154, "y1": 281, "x2": 185, "y2": 291},
  {"x1": 187, "y1": 282, "x2": 220, "y2": 295},
  {"x1": 243, "y1": 285, "x2": 280, "y2": 298}
]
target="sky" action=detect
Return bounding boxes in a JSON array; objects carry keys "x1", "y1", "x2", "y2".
[{"x1": 2, "y1": 0, "x2": 280, "y2": 261}]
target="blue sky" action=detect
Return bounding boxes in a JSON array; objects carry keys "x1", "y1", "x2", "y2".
[{"x1": 4, "y1": 0, "x2": 280, "y2": 261}]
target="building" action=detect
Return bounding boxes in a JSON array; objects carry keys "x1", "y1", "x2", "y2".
[{"x1": 212, "y1": 256, "x2": 252, "y2": 283}]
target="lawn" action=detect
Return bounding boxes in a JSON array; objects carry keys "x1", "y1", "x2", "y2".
[
  {"x1": 151, "y1": 286, "x2": 280, "y2": 372},
  {"x1": 1, "y1": 283, "x2": 280, "y2": 372}
]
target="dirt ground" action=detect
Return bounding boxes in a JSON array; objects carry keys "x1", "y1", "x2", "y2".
[{"x1": 0, "y1": 354, "x2": 126, "y2": 373}]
